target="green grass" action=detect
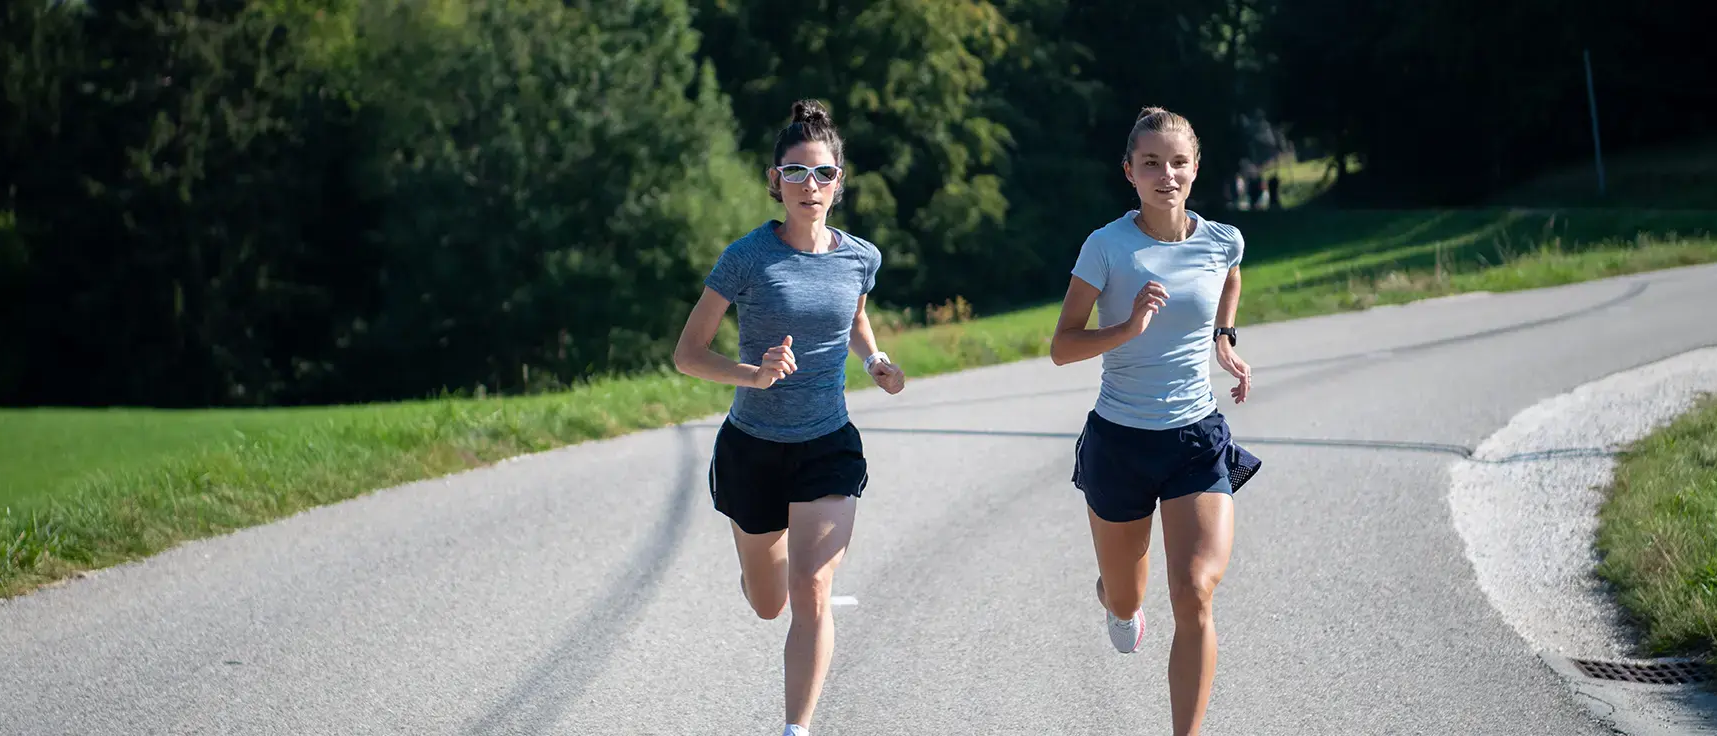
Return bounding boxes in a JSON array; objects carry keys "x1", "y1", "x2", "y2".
[
  {"x1": 1493, "y1": 137, "x2": 1717, "y2": 210},
  {"x1": 4, "y1": 205, "x2": 1716, "y2": 598},
  {"x1": 920, "y1": 207, "x2": 1717, "y2": 331},
  {"x1": 1, "y1": 374, "x2": 740, "y2": 594},
  {"x1": 4, "y1": 408, "x2": 343, "y2": 511},
  {"x1": 1260, "y1": 153, "x2": 1363, "y2": 210},
  {"x1": 1223, "y1": 207, "x2": 1717, "y2": 321},
  {"x1": 1596, "y1": 393, "x2": 1717, "y2": 671}
]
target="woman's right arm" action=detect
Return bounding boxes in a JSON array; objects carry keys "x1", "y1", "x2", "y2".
[
  {"x1": 1049, "y1": 276, "x2": 1167, "y2": 366},
  {"x1": 674, "y1": 287, "x2": 768, "y2": 387}
]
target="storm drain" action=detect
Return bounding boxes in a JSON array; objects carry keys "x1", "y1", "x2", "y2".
[{"x1": 1568, "y1": 657, "x2": 1713, "y2": 686}]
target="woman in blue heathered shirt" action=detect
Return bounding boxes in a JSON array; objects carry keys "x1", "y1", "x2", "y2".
[
  {"x1": 1050, "y1": 106, "x2": 1258, "y2": 736},
  {"x1": 672, "y1": 99, "x2": 906, "y2": 736}
]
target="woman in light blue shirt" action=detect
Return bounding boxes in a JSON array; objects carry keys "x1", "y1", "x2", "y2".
[{"x1": 1050, "y1": 106, "x2": 1259, "y2": 736}]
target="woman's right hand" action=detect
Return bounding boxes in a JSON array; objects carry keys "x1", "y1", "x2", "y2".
[
  {"x1": 1126, "y1": 281, "x2": 1169, "y2": 334},
  {"x1": 752, "y1": 335, "x2": 797, "y2": 388}
]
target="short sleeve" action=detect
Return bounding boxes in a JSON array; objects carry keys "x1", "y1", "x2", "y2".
[
  {"x1": 1069, "y1": 231, "x2": 1109, "y2": 291},
  {"x1": 1227, "y1": 228, "x2": 1245, "y2": 269},
  {"x1": 861, "y1": 243, "x2": 881, "y2": 294},
  {"x1": 704, "y1": 240, "x2": 752, "y2": 301}
]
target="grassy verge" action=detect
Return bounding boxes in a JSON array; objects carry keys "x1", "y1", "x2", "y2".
[
  {"x1": 1, "y1": 374, "x2": 737, "y2": 594},
  {"x1": 1596, "y1": 393, "x2": 1717, "y2": 670},
  {"x1": 1492, "y1": 136, "x2": 1717, "y2": 210},
  {"x1": 1226, "y1": 207, "x2": 1717, "y2": 322},
  {"x1": 879, "y1": 208, "x2": 1717, "y2": 339},
  {"x1": 4, "y1": 206, "x2": 1716, "y2": 597}
]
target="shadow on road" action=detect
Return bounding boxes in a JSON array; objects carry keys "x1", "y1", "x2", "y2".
[
  {"x1": 855, "y1": 426, "x2": 1612, "y2": 464},
  {"x1": 462, "y1": 425, "x2": 701, "y2": 736}
]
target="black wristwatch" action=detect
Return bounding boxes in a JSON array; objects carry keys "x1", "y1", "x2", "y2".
[{"x1": 1215, "y1": 327, "x2": 1237, "y2": 346}]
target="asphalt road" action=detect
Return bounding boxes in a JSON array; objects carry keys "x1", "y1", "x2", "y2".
[{"x1": 5, "y1": 263, "x2": 1717, "y2": 735}]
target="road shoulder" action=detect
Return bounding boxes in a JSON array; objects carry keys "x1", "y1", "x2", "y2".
[{"x1": 1449, "y1": 346, "x2": 1717, "y2": 735}]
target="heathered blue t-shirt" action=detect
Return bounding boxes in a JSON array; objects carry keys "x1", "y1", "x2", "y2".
[
  {"x1": 1070, "y1": 210, "x2": 1244, "y2": 431},
  {"x1": 704, "y1": 221, "x2": 883, "y2": 443}
]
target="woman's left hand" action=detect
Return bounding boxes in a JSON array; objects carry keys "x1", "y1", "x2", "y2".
[
  {"x1": 869, "y1": 358, "x2": 906, "y2": 395},
  {"x1": 1216, "y1": 344, "x2": 1251, "y2": 404}
]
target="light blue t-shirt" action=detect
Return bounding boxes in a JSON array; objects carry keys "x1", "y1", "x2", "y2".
[
  {"x1": 705, "y1": 221, "x2": 882, "y2": 443},
  {"x1": 1070, "y1": 210, "x2": 1244, "y2": 431}
]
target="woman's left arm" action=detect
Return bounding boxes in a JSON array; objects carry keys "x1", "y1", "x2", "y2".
[
  {"x1": 1215, "y1": 265, "x2": 1251, "y2": 403},
  {"x1": 851, "y1": 293, "x2": 906, "y2": 394}
]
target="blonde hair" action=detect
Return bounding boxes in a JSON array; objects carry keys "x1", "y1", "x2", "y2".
[{"x1": 1124, "y1": 106, "x2": 1200, "y2": 163}]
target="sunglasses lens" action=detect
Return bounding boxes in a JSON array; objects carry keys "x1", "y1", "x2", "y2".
[{"x1": 779, "y1": 165, "x2": 839, "y2": 184}]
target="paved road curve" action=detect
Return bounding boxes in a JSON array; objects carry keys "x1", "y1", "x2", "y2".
[{"x1": 6, "y1": 263, "x2": 1717, "y2": 735}]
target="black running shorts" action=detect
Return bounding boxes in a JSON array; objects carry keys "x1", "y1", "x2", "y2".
[{"x1": 709, "y1": 418, "x2": 868, "y2": 535}]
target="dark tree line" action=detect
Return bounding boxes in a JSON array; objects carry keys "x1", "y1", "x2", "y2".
[{"x1": 3, "y1": 0, "x2": 1707, "y2": 407}]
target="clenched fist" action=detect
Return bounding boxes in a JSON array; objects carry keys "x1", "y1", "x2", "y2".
[{"x1": 752, "y1": 335, "x2": 797, "y2": 389}]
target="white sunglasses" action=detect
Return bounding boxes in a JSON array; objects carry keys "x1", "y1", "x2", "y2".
[{"x1": 775, "y1": 164, "x2": 842, "y2": 185}]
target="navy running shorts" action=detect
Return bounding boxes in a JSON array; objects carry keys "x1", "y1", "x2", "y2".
[{"x1": 1072, "y1": 408, "x2": 1234, "y2": 523}]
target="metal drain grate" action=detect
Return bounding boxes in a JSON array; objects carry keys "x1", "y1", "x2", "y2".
[{"x1": 1569, "y1": 657, "x2": 1713, "y2": 685}]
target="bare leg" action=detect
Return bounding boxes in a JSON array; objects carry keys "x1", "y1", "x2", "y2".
[
  {"x1": 730, "y1": 522, "x2": 788, "y2": 620},
  {"x1": 783, "y1": 495, "x2": 857, "y2": 729},
  {"x1": 1087, "y1": 506, "x2": 1154, "y2": 619},
  {"x1": 1160, "y1": 492, "x2": 1235, "y2": 736}
]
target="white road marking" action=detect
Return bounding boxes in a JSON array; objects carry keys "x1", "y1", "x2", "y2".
[{"x1": 831, "y1": 596, "x2": 858, "y2": 606}]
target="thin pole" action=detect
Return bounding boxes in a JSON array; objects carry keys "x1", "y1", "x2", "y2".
[{"x1": 1583, "y1": 48, "x2": 1606, "y2": 197}]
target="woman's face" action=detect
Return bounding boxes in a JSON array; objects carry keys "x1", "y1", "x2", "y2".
[
  {"x1": 772, "y1": 141, "x2": 843, "y2": 222},
  {"x1": 1125, "y1": 131, "x2": 1200, "y2": 211}
]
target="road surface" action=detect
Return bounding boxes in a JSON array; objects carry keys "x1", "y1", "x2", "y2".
[{"x1": 5, "y1": 263, "x2": 1717, "y2": 735}]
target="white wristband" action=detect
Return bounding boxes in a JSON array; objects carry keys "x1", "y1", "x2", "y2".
[{"x1": 864, "y1": 352, "x2": 890, "y2": 370}]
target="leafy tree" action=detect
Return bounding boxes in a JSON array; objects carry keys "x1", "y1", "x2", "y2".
[
  {"x1": 2, "y1": 0, "x2": 352, "y2": 406},
  {"x1": 689, "y1": 0, "x2": 1019, "y2": 310},
  {"x1": 334, "y1": 0, "x2": 772, "y2": 399}
]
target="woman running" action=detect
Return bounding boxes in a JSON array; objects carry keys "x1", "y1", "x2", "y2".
[
  {"x1": 672, "y1": 99, "x2": 905, "y2": 736},
  {"x1": 1049, "y1": 106, "x2": 1253, "y2": 736}
]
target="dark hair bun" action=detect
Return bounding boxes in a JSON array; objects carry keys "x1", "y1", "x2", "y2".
[
  {"x1": 1137, "y1": 106, "x2": 1167, "y2": 122},
  {"x1": 792, "y1": 99, "x2": 833, "y2": 127}
]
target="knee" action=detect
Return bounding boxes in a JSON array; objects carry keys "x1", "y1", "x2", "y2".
[
  {"x1": 787, "y1": 564, "x2": 836, "y2": 619},
  {"x1": 1168, "y1": 568, "x2": 1224, "y2": 622}
]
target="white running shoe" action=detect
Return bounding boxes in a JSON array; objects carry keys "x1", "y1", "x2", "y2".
[{"x1": 1096, "y1": 577, "x2": 1143, "y2": 654}]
